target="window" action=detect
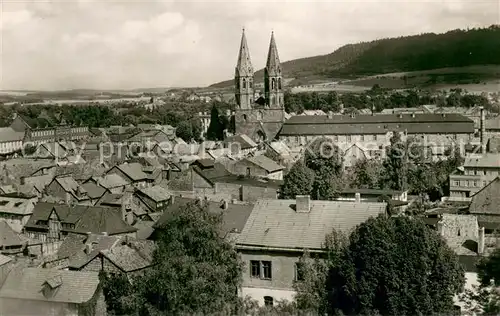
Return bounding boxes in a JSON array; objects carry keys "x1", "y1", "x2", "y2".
[
  {"x1": 242, "y1": 79, "x2": 246, "y2": 89},
  {"x1": 346, "y1": 135, "x2": 352, "y2": 142},
  {"x1": 271, "y1": 78, "x2": 276, "y2": 90},
  {"x1": 246, "y1": 167, "x2": 251, "y2": 177},
  {"x1": 360, "y1": 135, "x2": 365, "y2": 141},
  {"x1": 249, "y1": 81, "x2": 253, "y2": 88},
  {"x1": 458, "y1": 228, "x2": 461, "y2": 236},
  {"x1": 243, "y1": 114, "x2": 248, "y2": 121},
  {"x1": 278, "y1": 78, "x2": 282, "y2": 89},
  {"x1": 250, "y1": 260, "x2": 260, "y2": 278},
  {"x1": 473, "y1": 181, "x2": 478, "y2": 187},
  {"x1": 454, "y1": 181, "x2": 460, "y2": 186},
  {"x1": 264, "y1": 296, "x2": 274, "y2": 307},
  {"x1": 333, "y1": 135, "x2": 339, "y2": 142},
  {"x1": 262, "y1": 261, "x2": 272, "y2": 279},
  {"x1": 295, "y1": 262, "x2": 304, "y2": 281}
]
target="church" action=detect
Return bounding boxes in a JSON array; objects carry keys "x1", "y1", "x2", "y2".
[{"x1": 233, "y1": 30, "x2": 286, "y2": 142}]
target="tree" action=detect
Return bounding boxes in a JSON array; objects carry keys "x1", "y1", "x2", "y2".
[
  {"x1": 328, "y1": 215, "x2": 465, "y2": 315},
  {"x1": 350, "y1": 158, "x2": 384, "y2": 189},
  {"x1": 123, "y1": 201, "x2": 243, "y2": 315},
  {"x1": 280, "y1": 160, "x2": 315, "y2": 199},
  {"x1": 100, "y1": 271, "x2": 134, "y2": 315},
  {"x1": 304, "y1": 137, "x2": 344, "y2": 200},
  {"x1": 206, "y1": 105, "x2": 224, "y2": 141},
  {"x1": 382, "y1": 132, "x2": 406, "y2": 191},
  {"x1": 176, "y1": 120, "x2": 194, "y2": 142},
  {"x1": 461, "y1": 248, "x2": 500, "y2": 315}
]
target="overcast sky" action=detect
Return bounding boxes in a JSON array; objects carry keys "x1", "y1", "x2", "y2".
[{"x1": 0, "y1": 0, "x2": 498, "y2": 91}]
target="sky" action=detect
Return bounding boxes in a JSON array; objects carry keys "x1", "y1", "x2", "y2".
[{"x1": 0, "y1": 0, "x2": 499, "y2": 91}]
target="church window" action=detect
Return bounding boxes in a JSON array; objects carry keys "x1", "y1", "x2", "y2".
[
  {"x1": 271, "y1": 78, "x2": 276, "y2": 90},
  {"x1": 278, "y1": 78, "x2": 282, "y2": 89},
  {"x1": 243, "y1": 114, "x2": 248, "y2": 121},
  {"x1": 242, "y1": 79, "x2": 246, "y2": 89},
  {"x1": 249, "y1": 81, "x2": 253, "y2": 88}
]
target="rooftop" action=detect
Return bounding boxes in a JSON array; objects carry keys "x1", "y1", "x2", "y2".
[{"x1": 237, "y1": 198, "x2": 386, "y2": 251}]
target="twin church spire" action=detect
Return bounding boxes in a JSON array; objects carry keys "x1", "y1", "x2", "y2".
[{"x1": 235, "y1": 29, "x2": 283, "y2": 110}]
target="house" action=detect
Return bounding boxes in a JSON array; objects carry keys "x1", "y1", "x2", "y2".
[
  {"x1": 80, "y1": 182, "x2": 107, "y2": 204},
  {"x1": 106, "y1": 163, "x2": 153, "y2": 188},
  {"x1": 152, "y1": 196, "x2": 253, "y2": 241},
  {"x1": 134, "y1": 185, "x2": 171, "y2": 213},
  {"x1": 24, "y1": 203, "x2": 137, "y2": 242},
  {"x1": 264, "y1": 141, "x2": 293, "y2": 165},
  {"x1": 0, "y1": 127, "x2": 24, "y2": 154},
  {"x1": 468, "y1": 177, "x2": 500, "y2": 233},
  {"x1": 0, "y1": 192, "x2": 37, "y2": 232},
  {"x1": 191, "y1": 163, "x2": 281, "y2": 202},
  {"x1": 85, "y1": 173, "x2": 130, "y2": 194},
  {"x1": 45, "y1": 174, "x2": 92, "y2": 205},
  {"x1": 0, "y1": 267, "x2": 106, "y2": 316},
  {"x1": 224, "y1": 134, "x2": 258, "y2": 156},
  {"x1": 449, "y1": 153, "x2": 500, "y2": 201},
  {"x1": 73, "y1": 237, "x2": 155, "y2": 276},
  {"x1": 229, "y1": 155, "x2": 285, "y2": 180},
  {"x1": 236, "y1": 195, "x2": 387, "y2": 306},
  {"x1": 279, "y1": 113, "x2": 474, "y2": 152},
  {"x1": 0, "y1": 220, "x2": 27, "y2": 254}
]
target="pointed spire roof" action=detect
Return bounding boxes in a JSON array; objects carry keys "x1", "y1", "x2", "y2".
[
  {"x1": 266, "y1": 31, "x2": 281, "y2": 76},
  {"x1": 235, "y1": 28, "x2": 254, "y2": 77}
]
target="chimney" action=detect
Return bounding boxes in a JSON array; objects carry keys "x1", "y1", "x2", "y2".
[
  {"x1": 327, "y1": 111, "x2": 333, "y2": 119},
  {"x1": 478, "y1": 226, "x2": 485, "y2": 255},
  {"x1": 480, "y1": 106, "x2": 486, "y2": 154},
  {"x1": 296, "y1": 195, "x2": 311, "y2": 213},
  {"x1": 355, "y1": 192, "x2": 361, "y2": 203}
]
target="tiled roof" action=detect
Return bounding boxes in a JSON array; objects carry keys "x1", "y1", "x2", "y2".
[
  {"x1": 0, "y1": 220, "x2": 24, "y2": 247},
  {"x1": 0, "y1": 195, "x2": 35, "y2": 215},
  {"x1": 0, "y1": 127, "x2": 24, "y2": 142},
  {"x1": 65, "y1": 234, "x2": 122, "y2": 269},
  {"x1": 25, "y1": 203, "x2": 136, "y2": 235},
  {"x1": 225, "y1": 134, "x2": 258, "y2": 150},
  {"x1": 98, "y1": 193, "x2": 124, "y2": 206},
  {"x1": 0, "y1": 185, "x2": 16, "y2": 194},
  {"x1": 0, "y1": 267, "x2": 100, "y2": 303},
  {"x1": 114, "y1": 163, "x2": 149, "y2": 181},
  {"x1": 98, "y1": 173, "x2": 130, "y2": 189},
  {"x1": 464, "y1": 153, "x2": 500, "y2": 168},
  {"x1": 268, "y1": 141, "x2": 291, "y2": 156},
  {"x1": 0, "y1": 254, "x2": 12, "y2": 266},
  {"x1": 133, "y1": 220, "x2": 155, "y2": 240},
  {"x1": 54, "y1": 175, "x2": 80, "y2": 193},
  {"x1": 237, "y1": 199, "x2": 386, "y2": 250},
  {"x1": 39, "y1": 142, "x2": 68, "y2": 158},
  {"x1": 101, "y1": 239, "x2": 155, "y2": 272},
  {"x1": 280, "y1": 113, "x2": 474, "y2": 135},
  {"x1": 193, "y1": 163, "x2": 232, "y2": 184},
  {"x1": 469, "y1": 177, "x2": 500, "y2": 215},
  {"x1": 80, "y1": 182, "x2": 106, "y2": 199},
  {"x1": 154, "y1": 197, "x2": 253, "y2": 237},
  {"x1": 244, "y1": 155, "x2": 284, "y2": 173},
  {"x1": 137, "y1": 185, "x2": 171, "y2": 203}
]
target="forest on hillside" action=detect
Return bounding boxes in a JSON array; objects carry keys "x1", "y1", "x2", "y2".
[{"x1": 211, "y1": 25, "x2": 500, "y2": 88}]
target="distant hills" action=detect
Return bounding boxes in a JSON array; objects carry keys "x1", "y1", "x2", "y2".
[{"x1": 211, "y1": 25, "x2": 500, "y2": 89}]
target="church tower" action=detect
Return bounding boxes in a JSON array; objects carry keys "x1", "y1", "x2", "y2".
[
  {"x1": 234, "y1": 30, "x2": 285, "y2": 143},
  {"x1": 264, "y1": 31, "x2": 284, "y2": 109},
  {"x1": 235, "y1": 28, "x2": 254, "y2": 110}
]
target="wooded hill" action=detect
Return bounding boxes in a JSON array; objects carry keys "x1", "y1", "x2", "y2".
[{"x1": 211, "y1": 25, "x2": 500, "y2": 88}]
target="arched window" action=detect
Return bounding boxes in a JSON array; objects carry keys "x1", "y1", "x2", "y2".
[
  {"x1": 249, "y1": 81, "x2": 253, "y2": 88},
  {"x1": 242, "y1": 79, "x2": 246, "y2": 89},
  {"x1": 278, "y1": 78, "x2": 282, "y2": 89},
  {"x1": 243, "y1": 114, "x2": 248, "y2": 121},
  {"x1": 271, "y1": 78, "x2": 276, "y2": 90}
]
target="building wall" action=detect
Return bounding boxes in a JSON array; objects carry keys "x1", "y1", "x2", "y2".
[
  {"x1": 449, "y1": 168, "x2": 500, "y2": 199},
  {"x1": 0, "y1": 298, "x2": 79, "y2": 316},
  {"x1": 192, "y1": 171, "x2": 213, "y2": 190},
  {"x1": 239, "y1": 249, "x2": 302, "y2": 293},
  {"x1": 241, "y1": 186, "x2": 278, "y2": 202},
  {"x1": 230, "y1": 160, "x2": 270, "y2": 178},
  {"x1": 240, "y1": 287, "x2": 296, "y2": 306},
  {"x1": 0, "y1": 140, "x2": 23, "y2": 154}
]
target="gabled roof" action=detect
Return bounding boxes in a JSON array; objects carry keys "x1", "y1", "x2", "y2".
[
  {"x1": 237, "y1": 199, "x2": 386, "y2": 251},
  {"x1": 97, "y1": 173, "x2": 130, "y2": 189},
  {"x1": 80, "y1": 182, "x2": 107, "y2": 200},
  {"x1": 469, "y1": 177, "x2": 500, "y2": 215},
  {"x1": 137, "y1": 185, "x2": 171, "y2": 203},
  {"x1": 0, "y1": 127, "x2": 24, "y2": 142},
  {"x1": 0, "y1": 254, "x2": 12, "y2": 266},
  {"x1": 25, "y1": 203, "x2": 136, "y2": 235},
  {"x1": 0, "y1": 220, "x2": 24, "y2": 247},
  {"x1": 0, "y1": 267, "x2": 100, "y2": 303},
  {"x1": 100, "y1": 239, "x2": 155, "y2": 272},
  {"x1": 267, "y1": 141, "x2": 291, "y2": 156},
  {"x1": 225, "y1": 134, "x2": 258, "y2": 150},
  {"x1": 243, "y1": 155, "x2": 284, "y2": 173},
  {"x1": 112, "y1": 163, "x2": 149, "y2": 182}
]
